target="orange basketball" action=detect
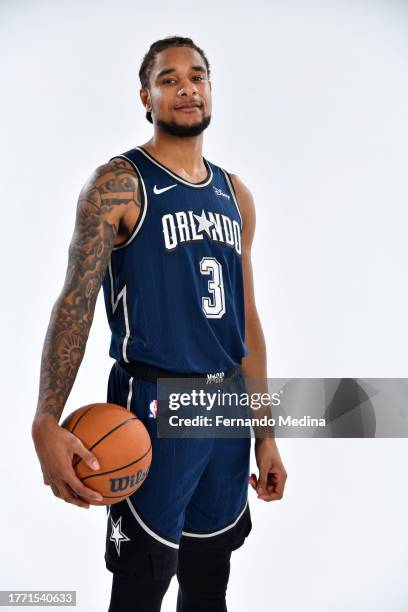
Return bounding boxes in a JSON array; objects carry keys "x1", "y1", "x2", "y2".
[{"x1": 61, "y1": 402, "x2": 152, "y2": 505}]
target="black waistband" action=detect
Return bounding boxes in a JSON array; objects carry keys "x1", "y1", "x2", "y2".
[{"x1": 117, "y1": 360, "x2": 239, "y2": 383}]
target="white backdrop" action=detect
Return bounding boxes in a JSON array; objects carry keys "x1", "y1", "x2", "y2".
[{"x1": 1, "y1": 0, "x2": 408, "y2": 610}]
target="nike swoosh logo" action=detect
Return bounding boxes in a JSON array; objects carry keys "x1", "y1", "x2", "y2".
[{"x1": 153, "y1": 183, "x2": 177, "y2": 194}]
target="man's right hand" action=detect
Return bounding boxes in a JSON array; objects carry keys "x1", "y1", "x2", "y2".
[{"x1": 32, "y1": 417, "x2": 104, "y2": 509}]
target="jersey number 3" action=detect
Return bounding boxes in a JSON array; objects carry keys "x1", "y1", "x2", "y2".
[{"x1": 199, "y1": 257, "x2": 226, "y2": 319}]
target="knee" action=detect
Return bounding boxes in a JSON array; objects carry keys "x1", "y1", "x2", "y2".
[{"x1": 177, "y1": 548, "x2": 231, "y2": 603}]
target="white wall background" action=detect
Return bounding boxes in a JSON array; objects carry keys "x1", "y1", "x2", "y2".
[{"x1": 1, "y1": 0, "x2": 408, "y2": 610}]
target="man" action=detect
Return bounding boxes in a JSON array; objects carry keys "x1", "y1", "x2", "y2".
[{"x1": 32, "y1": 36, "x2": 287, "y2": 611}]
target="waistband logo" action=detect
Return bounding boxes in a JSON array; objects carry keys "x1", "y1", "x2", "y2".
[{"x1": 206, "y1": 371, "x2": 225, "y2": 384}]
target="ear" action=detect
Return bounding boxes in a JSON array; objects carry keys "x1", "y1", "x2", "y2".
[{"x1": 140, "y1": 87, "x2": 150, "y2": 109}]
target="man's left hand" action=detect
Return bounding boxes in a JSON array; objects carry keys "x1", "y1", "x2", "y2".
[{"x1": 249, "y1": 438, "x2": 287, "y2": 502}]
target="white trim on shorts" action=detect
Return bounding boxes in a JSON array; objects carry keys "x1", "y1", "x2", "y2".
[
  {"x1": 126, "y1": 498, "x2": 180, "y2": 549},
  {"x1": 181, "y1": 498, "x2": 248, "y2": 538}
]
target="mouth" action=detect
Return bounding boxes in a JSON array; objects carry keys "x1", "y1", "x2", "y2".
[{"x1": 175, "y1": 103, "x2": 202, "y2": 113}]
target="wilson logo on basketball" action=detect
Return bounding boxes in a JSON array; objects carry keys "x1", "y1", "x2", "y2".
[{"x1": 109, "y1": 466, "x2": 150, "y2": 493}]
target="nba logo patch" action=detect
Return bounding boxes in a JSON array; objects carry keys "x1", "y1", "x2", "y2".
[{"x1": 149, "y1": 399, "x2": 158, "y2": 419}]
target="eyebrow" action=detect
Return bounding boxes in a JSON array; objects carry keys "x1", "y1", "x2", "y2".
[{"x1": 156, "y1": 65, "x2": 207, "y2": 80}]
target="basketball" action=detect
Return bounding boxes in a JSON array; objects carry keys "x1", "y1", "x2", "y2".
[{"x1": 61, "y1": 402, "x2": 152, "y2": 505}]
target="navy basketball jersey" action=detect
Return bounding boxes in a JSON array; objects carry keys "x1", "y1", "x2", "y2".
[{"x1": 102, "y1": 146, "x2": 249, "y2": 374}]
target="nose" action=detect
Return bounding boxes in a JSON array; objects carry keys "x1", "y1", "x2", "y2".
[{"x1": 177, "y1": 80, "x2": 199, "y2": 97}]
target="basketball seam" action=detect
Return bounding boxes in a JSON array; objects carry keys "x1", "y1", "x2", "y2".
[
  {"x1": 69, "y1": 405, "x2": 95, "y2": 434},
  {"x1": 101, "y1": 493, "x2": 135, "y2": 499},
  {"x1": 79, "y1": 444, "x2": 152, "y2": 481},
  {"x1": 72, "y1": 416, "x2": 140, "y2": 469}
]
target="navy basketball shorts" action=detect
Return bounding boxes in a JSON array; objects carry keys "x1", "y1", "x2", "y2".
[{"x1": 104, "y1": 361, "x2": 252, "y2": 579}]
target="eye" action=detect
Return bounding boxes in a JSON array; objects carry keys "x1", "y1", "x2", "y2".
[
  {"x1": 193, "y1": 75, "x2": 204, "y2": 81},
  {"x1": 163, "y1": 78, "x2": 176, "y2": 84}
]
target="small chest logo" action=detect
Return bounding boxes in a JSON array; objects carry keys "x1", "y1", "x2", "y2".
[
  {"x1": 154, "y1": 184, "x2": 177, "y2": 195},
  {"x1": 213, "y1": 185, "x2": 230, "y2": 199}
]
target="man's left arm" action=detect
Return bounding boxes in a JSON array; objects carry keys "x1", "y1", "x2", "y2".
[{"x1": 230, "y1": 173, "x2": 288, "y2": 502}]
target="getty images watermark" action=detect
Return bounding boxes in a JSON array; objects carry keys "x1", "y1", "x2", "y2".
[
  {"x1": 166, "y1": 385, "x2": 294, "y2": 427},
  {"x1": 155, "y1": 377, "x2": 408, "y2": 438}
]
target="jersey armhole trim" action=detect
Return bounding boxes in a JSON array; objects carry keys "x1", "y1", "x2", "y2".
[
  {"x1": 110, "y1": 155, "x2": 148, "y2": 251},
  {"x1": 222, "y1": 169, "x2": 243, "y2": 229}
]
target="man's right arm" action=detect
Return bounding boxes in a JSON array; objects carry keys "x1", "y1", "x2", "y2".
[{"x1": 32, "y1": 158, "x2": 141, "y2": 508}]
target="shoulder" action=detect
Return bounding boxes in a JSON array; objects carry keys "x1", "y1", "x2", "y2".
[
  {"x1": 76, "y1": 157, "x2": 142, "y2": 228},
  {"x1": 225, "y1": 172, "x2": 256, "y2": 240},
  {"x1": 78, "y1": 157, "x2": 141, "y2": 208},
  {"x1": 80, "y1": 157, "x2": 139, "y2": 199},
  {"x1": 227, "y1": 173, "x2": 253, "y2": 202}
]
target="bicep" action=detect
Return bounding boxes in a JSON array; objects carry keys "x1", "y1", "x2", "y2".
[
  {"x1": 59, "y1": 161, "x2": 139, "y2": 321},
  {"x1": 63, "y1": 195, "x2": 117, "y2": 306}
]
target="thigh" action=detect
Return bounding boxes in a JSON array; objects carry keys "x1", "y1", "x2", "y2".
[
  {"x1": 181, "y1": 370, "x2": 252, "y2": 545},
  {"x1": 183, "y1": 435, "x2": 251, "y2": 533},
  {"x1": 105, "y1": 361, "x2": 213, "y2": 575},
  {"x1": 108, "y1": 560, "x2": 172, "y2": 612}
]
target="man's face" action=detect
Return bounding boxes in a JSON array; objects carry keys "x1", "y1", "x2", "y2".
[{"x1": 141, "y1": 46, "x2": 212, "y2": 137}]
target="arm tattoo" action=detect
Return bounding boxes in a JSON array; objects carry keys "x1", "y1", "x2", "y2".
[{"x1": 35, "y1": 159, "x2": 141, "y2": 422}]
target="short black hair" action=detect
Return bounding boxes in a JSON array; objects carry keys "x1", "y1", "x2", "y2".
[{"x1": 139, "y1": 36, "x2": 211, "y2": 124}]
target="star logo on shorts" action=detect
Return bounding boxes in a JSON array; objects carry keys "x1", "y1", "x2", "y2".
[{"x1": 110, "y1": 515, "x2": 131, "y2": 556}]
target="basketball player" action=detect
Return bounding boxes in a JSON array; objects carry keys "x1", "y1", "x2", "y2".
[{"x1": 32, "y1": 36, "x2": 287, "y2": 611}]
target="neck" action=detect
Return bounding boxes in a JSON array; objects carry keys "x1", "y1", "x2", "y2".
[{"x1": 142, "y1": 130, "x2": 205, "y2": 178}]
